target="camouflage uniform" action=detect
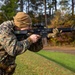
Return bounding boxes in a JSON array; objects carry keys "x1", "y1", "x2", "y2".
[{"x1": 0, "y1": 21, "x2": 43, "y2": 75}]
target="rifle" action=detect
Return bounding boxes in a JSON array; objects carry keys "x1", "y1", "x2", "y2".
[{"x1": 14, "y1": 23, "x2": 75, "y2": 40}]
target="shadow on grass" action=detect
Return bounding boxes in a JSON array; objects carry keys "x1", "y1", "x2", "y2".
[{"x1": 36, "y1": 53, "x2": 75, "y2": 73}]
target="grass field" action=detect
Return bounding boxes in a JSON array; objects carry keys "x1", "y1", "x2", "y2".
[{"x1": 14, "y1": 50, "x2": 75, "y2": 75}]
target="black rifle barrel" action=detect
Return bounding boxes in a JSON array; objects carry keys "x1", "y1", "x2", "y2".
[
  {"x1": 57, "y1": 27, "x2": 74, "y2": 32},
  {"x1": 47, "y1": 27, "x2": 74, "y2": 33}
]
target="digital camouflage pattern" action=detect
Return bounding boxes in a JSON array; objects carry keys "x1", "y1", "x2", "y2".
[{"x1": 0, "y1": 21, "x2": 43, "y2": 75}]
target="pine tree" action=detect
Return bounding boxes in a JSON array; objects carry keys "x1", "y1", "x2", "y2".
[{"x1": 0, "y1": 0, "x2": 18, "y2": 20}]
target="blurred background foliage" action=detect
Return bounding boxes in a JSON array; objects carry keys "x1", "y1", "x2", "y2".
[{"x1": 0, "y1": 0, "x2": 75, "y2": 46}]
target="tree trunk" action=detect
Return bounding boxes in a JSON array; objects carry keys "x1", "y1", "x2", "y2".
[
  {"x1": 72, "y1": 0, "x2": 74, "y2": 15},
  {"x1": 55, "y1": 0, "x2": 57, "y2": 11},
  {"x1": 20, "y1": 0, "x2": 23, "y2": 11},
  {"x1": 43, "y1": 0, "x2": 48, "y2": 46},
  {"x1": 28, "y1": 0, "x2": 29, "y2": 13}
]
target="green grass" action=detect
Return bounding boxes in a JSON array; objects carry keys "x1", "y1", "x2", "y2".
[
  {"x1": 14, "y1": 50, "x2": 75, "y2": 75},
  {"x1": 37, "y1": 50, "x2": 75, "y2": 72}
]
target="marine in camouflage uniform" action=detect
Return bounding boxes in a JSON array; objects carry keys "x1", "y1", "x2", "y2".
[{"x1": 0, "y1": 12, "x2": 43, "y2": 75}]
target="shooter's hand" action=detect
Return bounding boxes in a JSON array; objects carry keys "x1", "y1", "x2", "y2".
[{"x1": 29, "y1": 34, "x2": 41, "y2": 43}]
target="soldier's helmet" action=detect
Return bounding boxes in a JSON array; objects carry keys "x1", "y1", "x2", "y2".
[{"x1": 13, "y1": 12, "x2": 32, "y2": 28}]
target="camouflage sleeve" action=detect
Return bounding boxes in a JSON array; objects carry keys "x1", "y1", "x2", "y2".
[
  {"x1": 0, "y1": 25, "x2": 32, "y2": 56},
  {"x1": 28, "y1": 38, "x2": 43, "y2": 52}
]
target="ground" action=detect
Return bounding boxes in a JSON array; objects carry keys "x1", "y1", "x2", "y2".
[{"x1": 43, "y1": 46, "x2": 75, "y2": 55}]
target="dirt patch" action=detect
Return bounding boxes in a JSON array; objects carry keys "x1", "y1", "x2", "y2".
[{"x1": 43, "y1": 46, "x2": 75, "y2": 55}]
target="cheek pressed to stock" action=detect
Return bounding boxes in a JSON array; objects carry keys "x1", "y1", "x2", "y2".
[{"x1": 20, "y1": 26, "x2": 32, "y2": 30}]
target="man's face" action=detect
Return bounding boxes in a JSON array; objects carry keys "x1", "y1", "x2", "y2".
[{"x1": 20, "y1": 25, "x2": 32, "y2": 30}]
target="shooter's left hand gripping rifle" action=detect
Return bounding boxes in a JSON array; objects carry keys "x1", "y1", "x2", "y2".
[{"x1": 14, "y1": 23, "x2": 75, "y2": 41}]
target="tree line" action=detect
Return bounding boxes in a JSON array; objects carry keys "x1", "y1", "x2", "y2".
[{"x1": 0, "y1": 0, "x2": 75, "y2": 24}]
